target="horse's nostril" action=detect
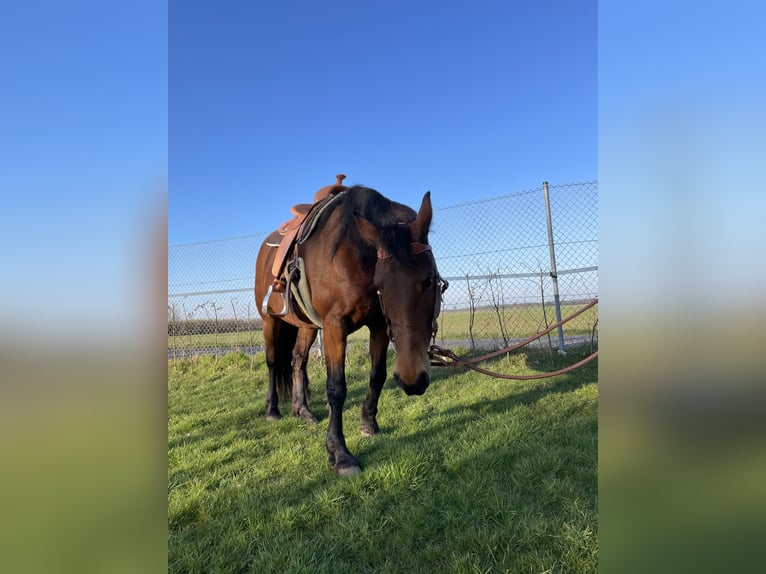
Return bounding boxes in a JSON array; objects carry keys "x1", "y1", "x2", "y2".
[{"x1": 393, "y1": 372, "x2": 430, "y2": 396}]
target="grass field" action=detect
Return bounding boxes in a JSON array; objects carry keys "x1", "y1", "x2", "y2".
[{"x1": 168, "y1": 343, "x2": 597, "y2": 573}]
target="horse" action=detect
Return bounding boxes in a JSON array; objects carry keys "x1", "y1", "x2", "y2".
[{"x1": 254, "y1": 179, "x2": 447, "y2": 475}]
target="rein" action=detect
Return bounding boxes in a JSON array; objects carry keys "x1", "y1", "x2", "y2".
[{"x1": 428, "y1": 298, "x2": 598, "y2": 380}]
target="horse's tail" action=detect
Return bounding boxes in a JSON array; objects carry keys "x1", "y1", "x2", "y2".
[{"x1": 274, "y1": 324, "x2": 297, "y2": 399}]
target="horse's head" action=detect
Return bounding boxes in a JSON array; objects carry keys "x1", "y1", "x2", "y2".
[{"x1": 357, "y1": 192, "x2": 447, "y2": 396}]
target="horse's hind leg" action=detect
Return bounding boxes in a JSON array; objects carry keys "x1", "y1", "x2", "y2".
[
  {"x1": 291, "y1": 327, "x2": 319, "y2": 424},
  {"x1": 263, "y1": 316, "x2": 289, "y2": 421}
]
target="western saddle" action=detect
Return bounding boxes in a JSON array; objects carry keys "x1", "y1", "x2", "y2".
[{"x1": 261, "y1": 174, "x2": 349, "y2": 318}]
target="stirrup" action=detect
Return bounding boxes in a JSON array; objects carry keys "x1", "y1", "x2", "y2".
[{"x1": 261, "y1": 283, "x2": 287, "y2": 316}]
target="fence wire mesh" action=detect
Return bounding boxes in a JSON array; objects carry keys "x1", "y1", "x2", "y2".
[{"x1": 168, "y1": 181, "x2": 598, "y2": 359}]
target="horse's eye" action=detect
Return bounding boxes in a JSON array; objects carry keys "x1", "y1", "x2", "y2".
[{"x1": 423, "y1": 276, "x2": 434, "y2": 290}]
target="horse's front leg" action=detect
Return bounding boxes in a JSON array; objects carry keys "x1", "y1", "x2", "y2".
[
  {"x1": 323, "y1": 325, "x2": 361, "y2": 475},
  {"x1": 360, "y1": 324, "x2": 389, "y2": 436}
]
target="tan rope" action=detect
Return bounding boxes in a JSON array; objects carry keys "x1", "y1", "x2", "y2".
[{"x1": 429, "y1": 298, "x2": 598, "y2": 380}]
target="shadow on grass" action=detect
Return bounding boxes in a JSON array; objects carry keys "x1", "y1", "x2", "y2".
[
  {"x1": 241, "y1": 343, "x2": 597, "y2": 472},
  {"x1": 169, "y1": 345, "x2": 598, "y2": 573},
  {"x1": 355, "y1": 356, "x2": 595, "y2": 468}
]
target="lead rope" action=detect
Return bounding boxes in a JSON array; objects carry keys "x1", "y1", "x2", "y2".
[{"x1": 428, "y1": 298, "x2": 598, "y2": 379}]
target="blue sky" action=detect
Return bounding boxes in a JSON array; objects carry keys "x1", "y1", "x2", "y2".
[
  {"x1": 0, "y1": 2, "x2": 167, "y2": 339},
  {"x1": 2, "y1": 1, "x2": 764, "y2": 340},
  {"x1": 599, "y1": 1, "x2": 766, "y2": 307},
  {"x1": 169, "y1": 0, "x2": 597, "y2": 244}
]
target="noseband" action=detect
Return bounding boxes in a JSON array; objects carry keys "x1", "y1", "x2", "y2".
[{"x1": 375, "y1": 243, "x2": 448, "y2": 350}]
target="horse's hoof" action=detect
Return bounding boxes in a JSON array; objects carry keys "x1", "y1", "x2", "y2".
[
  {"x1": 295, "y1": 408, "x2": 318, "y2": 424},
  {"x1": 265, "y1": 413, "x2": 282, "y2": 422},
  {"x1": 336, "y1": 464, "x2": 361, "y2": 477},
  {"x1": 360, "y1": 423, "x2": 380, "y2": 437},
  {"x1": 293, "y1": 407, "x2": 319, "y2": 425},
  {"x1": 331, "y1": 452, "x2": 360, "y2": 476}
]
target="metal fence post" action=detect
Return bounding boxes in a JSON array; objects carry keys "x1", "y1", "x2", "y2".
[{"x1": 543, "y1": 181, "x2": 566, "y2": 354}]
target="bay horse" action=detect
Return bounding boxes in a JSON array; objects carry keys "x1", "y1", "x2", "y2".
[{"x1": 254, "y1": 180, "x2": 446, "y2": 475}]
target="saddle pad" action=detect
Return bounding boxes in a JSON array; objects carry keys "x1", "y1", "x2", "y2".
[{"x1": 290, "y1": 257, "x2": 323, "y2": 328}]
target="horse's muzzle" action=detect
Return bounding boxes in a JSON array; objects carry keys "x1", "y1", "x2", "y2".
[{"x1": 393, "y1": 371, "x2": 430, "y2": 396}]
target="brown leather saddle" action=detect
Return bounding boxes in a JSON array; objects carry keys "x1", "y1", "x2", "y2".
[{"x1": 261, "y1": 174, "x2": 348, "y2": 320}]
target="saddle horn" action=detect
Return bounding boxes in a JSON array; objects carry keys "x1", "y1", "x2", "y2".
[{"x1": 313, "y1": 173, "x2": 348, "y2": 203}]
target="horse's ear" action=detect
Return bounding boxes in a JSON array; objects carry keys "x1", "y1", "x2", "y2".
[
  {"x1": 355, "y1": 216, "x2": 380, "y2": 247},
  {"x1": 410, "y1": 192, "x2": 432, "y2": 243}
]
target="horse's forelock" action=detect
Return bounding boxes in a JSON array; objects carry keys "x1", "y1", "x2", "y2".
[
  {"x1": 328, "y1": 186, "x2": 418, "y2": 264},
  {"x1": 378, "y1": 223, "x2": 418, "y2": 265}
]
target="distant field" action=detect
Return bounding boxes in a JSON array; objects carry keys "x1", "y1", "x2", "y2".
[
  {"x1": 437, "y1": 303, "x2": 597, "y2": 341},
  {"x1": 168, "y1": 345, "x2": 598, "y2": 572},
  {"x1": 168, "y1": 302, "x2": 598, "y2": 354}
]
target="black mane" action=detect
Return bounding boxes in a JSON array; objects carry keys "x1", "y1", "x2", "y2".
[{"x1": 325, "y1": 185, "x2": 418, "y2": 265}]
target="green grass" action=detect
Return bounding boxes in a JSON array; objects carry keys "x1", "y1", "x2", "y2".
[{"x1": 168, "y1": 345, "x2": 598, "y2": 573}]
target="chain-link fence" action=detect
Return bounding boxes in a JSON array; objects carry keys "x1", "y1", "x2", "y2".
[{"x1": 168, "y1": 181, "x2": 598, "y2": 359}]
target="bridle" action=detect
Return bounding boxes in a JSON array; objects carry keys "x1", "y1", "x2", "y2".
[{"x1": 375, "y1": 242, "x2": 448, "y2": 351}]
